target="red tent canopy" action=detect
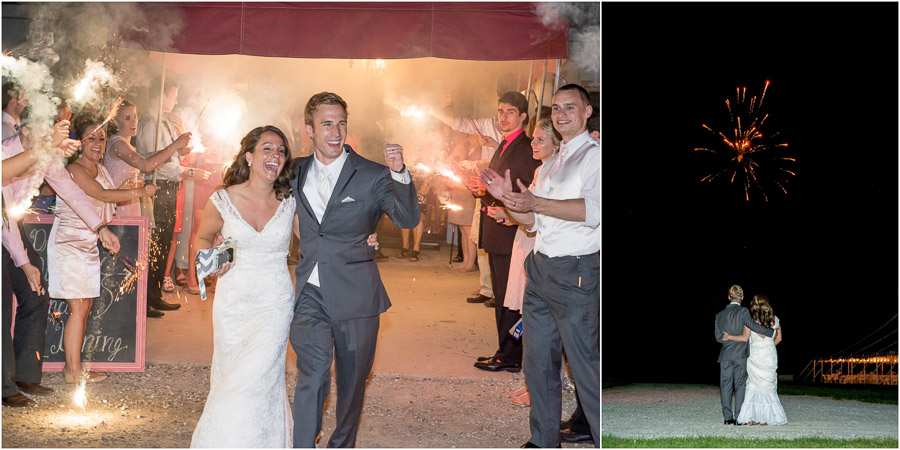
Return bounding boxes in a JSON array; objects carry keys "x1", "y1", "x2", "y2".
[{"x1": 130, "y1": 2, "x2": 568, "y2": 60}]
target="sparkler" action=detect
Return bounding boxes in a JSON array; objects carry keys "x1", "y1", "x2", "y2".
[
  {"x1": 191, "y1": 98, "x2": 211, "y2": 131},
  {"x1": 694, "y1": 81, "x2": 794, "y2": 202},
  {"x1": 413, "y1": 163, "x2": 460, "y2": 183},
  {"x1": 80, "y1": 97, "x2": 124, "y2": 142},
  {"x1": 466, "y1": 118, "x2": 484, "y2": 136},
  {"x1": 73, "y1": 379, "x2": 87, "y2": 411},
  {"x1": 399, "y1": 105, "x2": 428, "y2": 119}
]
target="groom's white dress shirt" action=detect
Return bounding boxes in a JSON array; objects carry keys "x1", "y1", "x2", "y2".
[{"x1": 302, "y1": 149, "x2": 410, "y2": 287}]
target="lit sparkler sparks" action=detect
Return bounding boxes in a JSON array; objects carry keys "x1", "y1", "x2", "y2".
[
  {"x1": 6, "y1": 203, "x2": 32, "y2": 220},
  {"x1": 73, "y1": 380, "x2": 87, "y2": 411},
  {"x1": 413, "y1": 163, "x2": 460, "y2": 183},
  {"x1": 694, "y1": 81, "x2": 794, "y2": 202},
  {"x1": 399, "y1": 105, "x2": 428, "y2": 119},
  {"x1": 72, "y1": 59, "x2": 118, "y2": 102},
  {"x1": 437, "y1": 168, "x2": 461, "y2": 183},
  {"x1": 442, "y1": 203, "x2": 463, "y2": 211}
]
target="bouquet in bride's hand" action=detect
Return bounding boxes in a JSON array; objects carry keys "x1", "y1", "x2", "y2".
[{"x1": 195, "y1": 238, "x2": 236, "y2": 300}]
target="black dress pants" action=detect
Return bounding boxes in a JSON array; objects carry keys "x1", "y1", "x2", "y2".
[
  {"x1": 2, "y1": 243, "x2": 50, "y2": 397},
  {"x1": 488, "y1": 252, "x2": 522, "y2": 364},
  {"x1": 146, "y1": 180, "x2": 179, "y2": 307}
]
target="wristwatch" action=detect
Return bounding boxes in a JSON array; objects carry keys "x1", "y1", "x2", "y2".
[
  {"x1": 391, "y1": 164, "x2": 406, "y2": 174},
  {"x1": 95, "y1": 224, "x2": 108, "y2": 234}
]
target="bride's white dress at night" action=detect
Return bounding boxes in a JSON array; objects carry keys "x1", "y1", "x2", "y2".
[
  {"x1": 191, "y1": 190, "x2": 296, "y2": 447},
  {"x1": 737, "y1": 316, "x2": 787, "y2": 426}
]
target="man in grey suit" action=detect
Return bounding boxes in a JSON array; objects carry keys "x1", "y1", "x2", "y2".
[
  {"x1": 714, "y1": 284, "x2": 776, "y2": 425},
  {"x1": 289, "y1": 92, "x2": 420, "y2": 448}
]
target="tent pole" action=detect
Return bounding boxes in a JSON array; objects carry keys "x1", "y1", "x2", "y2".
[
  {"x1": 554, "y1": 58, "x2": 562, "y2": 91},
  {"x1": 536, "y1": 59, "x2": 548, "y2": 123},
  {"x1": 151, "y1": 53, "x2": 167, "y2": 186},
  {"x1": 526, "y1": 60, "x2": 535, "y2": 119}
]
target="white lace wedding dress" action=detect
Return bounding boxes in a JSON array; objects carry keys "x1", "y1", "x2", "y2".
[
  {"x1": 191, "y1": 190, "x2": 296, "y2": 447},
  {"x1": 737, "y1": 316, "x2": 787, "y2": 425}
]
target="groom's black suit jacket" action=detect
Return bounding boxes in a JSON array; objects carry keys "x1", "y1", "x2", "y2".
[
  {"x1": 714, "y1": 303, "x2": 775, "y2": 362},
  {"x1": 290, "y1": 145, "x2": 420, "y2": 321}
]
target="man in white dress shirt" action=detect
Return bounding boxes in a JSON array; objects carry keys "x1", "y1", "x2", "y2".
[{"x1": 481, "y1": 84, "x2": 599, "y2": 448}]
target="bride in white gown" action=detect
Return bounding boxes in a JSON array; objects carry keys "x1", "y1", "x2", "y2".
[
  {"x1": 723, "y1": 294, "x2": 787, "y2": 426},
  {"x1": 191, "y1": 126, "x2": 297, "y2": 447}
]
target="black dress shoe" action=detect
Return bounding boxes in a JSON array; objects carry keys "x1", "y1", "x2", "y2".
[
  {"x1": 521, "y1": 442, "x2": 560, "y2": 448},
  {"x1": 147, "y1": 306, "x2": 165, "y2": 318},
  {"x1": 724, "y1": 419, "x2": 736, "y2": 425},
  {"x1": 477, "y1": 355, "x2": 495, "y2": 362},
  {"x1": 2, "y1": 393, "x2": 35, "y2": 407},
  {"x1": 560, "y1": 428, "x2": 593, "y2": 443},
  {"x1": 466, "y1": 294, "x2": 491, "y2": 303},
  {"x1": 151, "y1": 299, "x2": 181, "y2": 311},
  {"x1": 15, "y1": 382, "x2": 53, "y2": 396},
  {"x1": 474, "y1": 357, "x2": 521, "y2": 372}
]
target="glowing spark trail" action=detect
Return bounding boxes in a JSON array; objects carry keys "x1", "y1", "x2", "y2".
[
  {"x1": 80, "y1": 97, "x2": 124, "y2": 142},
  {"x1": 694, "y1": 81, "x2": 794, "y2": 202}
]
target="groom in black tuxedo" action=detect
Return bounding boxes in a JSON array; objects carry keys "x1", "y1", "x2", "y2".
[
  {"x1": 714, "y1": 284, "x2": 776, "y2": 425},
  {"x1": 288, "y1": 92, "x2": 420, "y2": 447}
]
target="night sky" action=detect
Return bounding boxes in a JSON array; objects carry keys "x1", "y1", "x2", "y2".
[{"x1": 602, "y1": 3, "x2": 899, "y2": 383}]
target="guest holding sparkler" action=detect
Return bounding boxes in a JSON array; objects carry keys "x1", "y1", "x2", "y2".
[
  {"x1": 432, "y1": 99, "x2": 505, "y2": 306},
  {"x1": 105, "y1": 99, "x2": 192, "y2": 217},
  {"x1": 447, "y1": 133, "x2": 479, "y2": 272},
  {"x1": 49, "y1": 114, "x2": 159, "y2": 384},
  {"x1": 136, "y1": 78, "x2": 190, "y2": 316},
  {"x1": 2, "y1": 83, "x2": 119, "y2": 407}
]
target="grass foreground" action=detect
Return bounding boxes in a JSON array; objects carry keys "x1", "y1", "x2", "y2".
[{"x1": 601, "y1": 435, "x2": 899, "y2": 448}]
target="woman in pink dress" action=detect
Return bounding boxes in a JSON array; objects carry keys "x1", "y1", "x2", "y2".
[
  {"x1": 104, "y1": 100, "x2": 191, "y2": 216},
  {"x1": 48, "y1": 114, "x2": 159, "y2": 384}
]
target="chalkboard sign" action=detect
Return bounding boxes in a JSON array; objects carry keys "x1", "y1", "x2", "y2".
[{"x1": 22, "y1": 214, "x2": 149, "y2": 372}]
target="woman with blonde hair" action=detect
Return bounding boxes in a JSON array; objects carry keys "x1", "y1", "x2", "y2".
[
  {"x1": 485, "y1": 116, "x2": 560, "y2": 406},
  {"x1": 723, "y1": 294, "x2": 787, "y2": 425}
]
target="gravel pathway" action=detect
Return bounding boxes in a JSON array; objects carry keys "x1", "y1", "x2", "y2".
[
  {"x1": 602, "y1": 384, "x2": 898, "y2": 441},
  {"x1": 2, "y1": 363, "x2": 592, "y2": 448}
]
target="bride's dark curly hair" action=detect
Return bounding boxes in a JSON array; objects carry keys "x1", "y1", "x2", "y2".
[
  {"x1": 749, "y1": 295, "x2": 775, "y2": 328},
  {"x1": 222, "y1": 125, "x2": 294, "y2": 200}
]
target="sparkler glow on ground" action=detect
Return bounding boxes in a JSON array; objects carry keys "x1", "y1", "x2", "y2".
[{"x1": 694, "y1": 81, "x2": 795, "y2": 202}]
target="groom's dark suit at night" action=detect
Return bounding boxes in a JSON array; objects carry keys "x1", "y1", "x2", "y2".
[
  {"x1": 714, "y1": 285, "x2": 775, "y2": 424},
  {"x1": 289, "y1": 92, "x2": 420, "y2": 447}
]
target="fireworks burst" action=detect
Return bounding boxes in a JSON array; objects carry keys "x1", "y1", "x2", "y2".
[{"x1": 695, "y1": 81, "x2": 795, "y2": 202}]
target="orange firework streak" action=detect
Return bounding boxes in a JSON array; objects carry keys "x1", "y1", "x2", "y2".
[{"x1": 695, "y1": 81, "x2": 795, "y2": 202}]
